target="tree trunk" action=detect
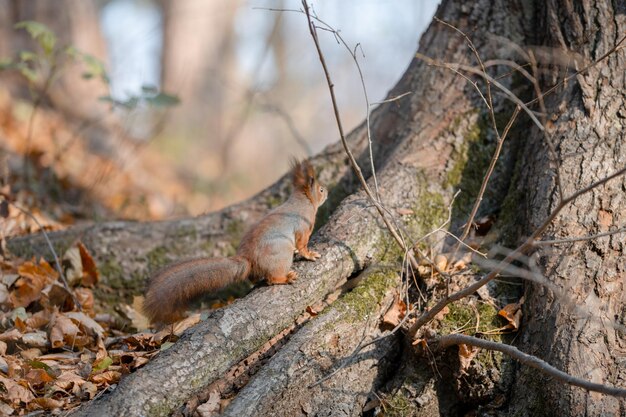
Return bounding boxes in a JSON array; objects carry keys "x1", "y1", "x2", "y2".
[
  {"x1": 7, "y1": 0, "x2": 625, "y2": 416},
  {"x1": 500, "y1": 1, "x2": 626, "y2": 416}
]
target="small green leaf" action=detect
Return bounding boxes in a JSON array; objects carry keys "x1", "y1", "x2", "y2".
[
  {"x1": 17, "y1": 63, "x2": 38, "y2": 84},
  {"x1": 160, "y1": 341, "x2": 174, "y2": 351},
  {"x1": 141, "y1": 85, "x2": 158, "y2": 94},
  {"x1": 28, "y1": 360, "x2": 61, "y2": 378},
  {"x1": 18, "y1": 50, "x2": 37, "y2": 63},
  {"x1": 14, "y1": 21, "x2": 57, "y2": 56},
  {"x1": 92, "y1": 356, "x2": 112, "y2": 372},
  {"x1": 0, "y1": 58, "x2": 15, "y2": 71},
  {"x1": 80, "y1": 53, "x2": 109, "y2": 84},
  {"x1": 28, "y1": 360, "x2": 51, "y2": 371},
  {"x1": 145, "y1": 92, "x2": 180, "y2": 107}
]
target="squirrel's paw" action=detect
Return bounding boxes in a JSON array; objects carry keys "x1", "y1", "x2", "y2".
[
  {"x1": 303, "y1": 250, "x2": 321, "y2": 261},
  {"x1": 286, "y1": 270, "x2": 298, "y2": 283}
]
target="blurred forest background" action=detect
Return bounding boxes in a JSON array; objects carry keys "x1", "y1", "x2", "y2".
[{"x1": 0, "y1": 0, "x2": 439, "y2": 235}]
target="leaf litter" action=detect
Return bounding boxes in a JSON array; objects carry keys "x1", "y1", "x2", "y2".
[{"x1": 0, "y1": 242, "x2": 191, "y2": 415}]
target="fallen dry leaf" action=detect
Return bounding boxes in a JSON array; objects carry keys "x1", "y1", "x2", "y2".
[
  {"x1": 30, "y1": 397, "x2": 65, "y2": 411},
  {"x1": 0, "y1": 374, "x2": 35, "y2": 406},
  {"x1": 130, "y1": 296, "x2": 150, "y2": 331},
  {"x1": 41, "y1": 282, "x2": 74, "y2": 310},
  {"x1": 74, "y1": 287, "x2": 94, "y2": 313},
  {"x1": 10, "y1": 260, "x2": 58, "y2": 308},
  {"x1": 78, "y1": 243, "x2": 99, "y2": 287},
  {"x1": 62, "y1": 247, "x2": 83, "y2": 287},
  {"x1": 196, "y1": 390, "x2": 221, "y2": 417},
  {"x1": 0, "y1": 328, "x2": 22, "y2": 343},
  {"x1": 53, "y1": 371, "x2": 86, "y2": 391},
  {"x1": 434, "y1": 254, "x2": 448, "y2": 272},
  {"x1": 49, "y1": 312, "x2": 91, "y2": 349},
  {"x1": 21, "y1": 331, "x2": 48, "y2": 349},
  {"x1": 25, "y1": 310, "x2": 51, "y2": 329},
  {"x1": 80, "y1": 381, "x2": 97, "y2": 400},
  {"x1": 90, "y1": 370, "x2": 121, "y2": 385},
  {"x1": 65, "y1": 312, "x2": 105, "y2": 338},
  {"x1": 24, "y1": 368, "x2": 55, "y2": 387},
  {"x1": 382, "y1": 296, "x2": 407, "y2": 327},
  {"x1": 498, "y1": 298, "x2": 524, "y2": 330}
]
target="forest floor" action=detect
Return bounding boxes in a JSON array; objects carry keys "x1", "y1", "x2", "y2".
[{"x1": 0, "y1": 92, "x2": 223, "y2": 415}]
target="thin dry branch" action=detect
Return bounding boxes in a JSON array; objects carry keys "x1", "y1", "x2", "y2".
[
  {"x1": 437, "y1": 334, "x2": 626, "y2": 397},
  {"x1": 532, "y1": 226, "x2": 626, "y2": 246},
  {"x1": 301, "y1": 0, "x2": 420, "y2": 272},
  {"x1": 458, "y1": 106, "x2": 520, "y2": 243}
]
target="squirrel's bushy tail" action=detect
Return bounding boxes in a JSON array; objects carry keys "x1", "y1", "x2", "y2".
[{"x1": 143, "y1": 255, "x2": 251, "y2": 324}]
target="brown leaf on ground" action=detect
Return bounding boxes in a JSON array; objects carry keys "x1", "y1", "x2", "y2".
[
  {"x1": 62, "y1": 247, "x2": 83, "y2": 287},
  {"x1": 90, "y1": 370, "x2": 121, "y2": 386},
  {"x1": 0, "y1": 328, "x2": 22, "y2": 343},
  {"x1": 498, "y1": 297, "x2": 524, "y2": 330},
  {"x1": 49, "y1": 312, "x2": 90, "y2": 349},
  {"x1": 10, "y1": 260, "x2": 58, "y2": 308},
  {"x1": 54, "y1": 371, "x2": 86, "y2": 391},
  {"x1": 78, "y1": 243, "x2": 99, "y2": 287},
  {"x1": 74, "y1": 288, "x2": 94, "y2": 314},
  {"x1": 0, "y1": 374, "x2": 35, "y2": 407},
  {"x1": 30, "y1": 397, "x2": 65, "y2": 411},
  {"x1": 24, "y1": 368, "x2": 55, "y2": 387},
  {"x1": 80, "y1": 381, "x2": 98, "y2": 400},
  {"x1": 434, "y1": 254, "x2": 448, "y2": 272},
  {"x1": 41, "y1": 282, "x2": 74, "y2": 310},
  {"x1": 25, "y1": 310, "x2": 51, "y2": 330},
  {"x1": 197, "y1": 390, "x2": 221, "y2": 417},
  {"x1": 65, "y1": 312, "x2": 105, "y2": 339},
  {"x1": 382, "y1": 296, "x2": 407, "y2": 327}
]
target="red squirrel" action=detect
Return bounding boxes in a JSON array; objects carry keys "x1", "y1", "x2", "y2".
[{"x1": 143, "y1": 160, "x2": 328, "y2": 324}]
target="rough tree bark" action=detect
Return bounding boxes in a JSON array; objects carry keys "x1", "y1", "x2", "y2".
[
  {"x1": 499, "y1": 1, "x2": 626, "y2": 416},
  {"x1": 7, "y1": 0, "x2": 625, "y2": 416}
]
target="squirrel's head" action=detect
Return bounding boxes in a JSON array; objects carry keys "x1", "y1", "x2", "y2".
[{"x1": 291, "y1": 159, "x2": 327, "y2": 208}]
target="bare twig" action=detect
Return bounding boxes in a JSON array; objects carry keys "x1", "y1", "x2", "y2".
[
  {"x1": 533, "y1": 226, "x2": 626, "y2": 245},
  {"x1": 458, "y1": 106, "x2": 520, "y2": 243},
  {"x1": 302, "y1": 0, "x2": 420, "y2": 272},
  {"x1": 437, "y1": 334, "x2": 626, "y2": 397},
  {"x1": 525, "y1": 33, "x2": 626, "y2": 108},
  {"x1": 371, "y1": 91, "x2": 412, "y2": 106}
]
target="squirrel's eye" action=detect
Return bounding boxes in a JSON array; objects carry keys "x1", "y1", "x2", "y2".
[{"x1": 320, "y1": 187, "x2": 325, "y2": 193}]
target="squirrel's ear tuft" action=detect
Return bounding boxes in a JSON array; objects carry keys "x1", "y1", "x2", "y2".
[
  {"x1": 291, "y1": 158, "x2": 315, "y2": 191},
  {"x1": 291, "y1": 158, "x2": 306, "y2": 189}
]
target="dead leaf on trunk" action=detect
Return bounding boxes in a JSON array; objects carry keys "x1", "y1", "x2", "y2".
[
  {"x1": 458, "y1": 343, "x2": 479, "y2": 372},
  {"x1": 382, "y1": 296, "x2": 406, "y2": 327},
  {"x1": 498, "y1": 297, "x2": 524, "y2": 330}
]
